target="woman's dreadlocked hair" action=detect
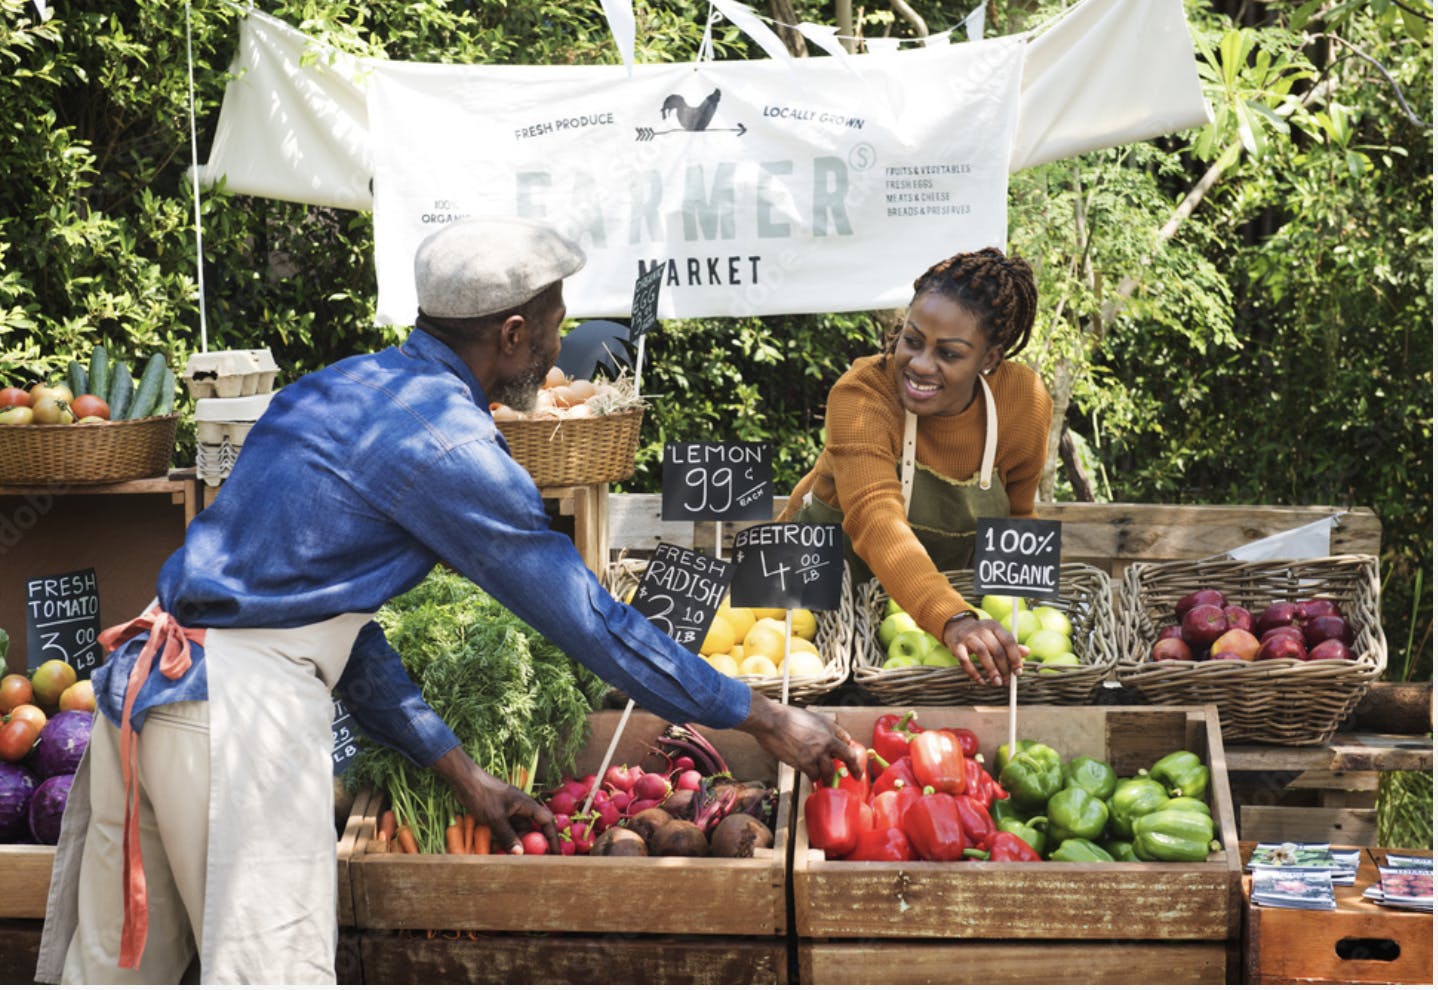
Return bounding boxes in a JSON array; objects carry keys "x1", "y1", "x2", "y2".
[{"x1": 882, "y1": 247, "x2": 1037, "y2": 364}]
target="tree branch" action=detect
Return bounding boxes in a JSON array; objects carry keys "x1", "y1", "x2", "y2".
[
  {"x1": 1326, "y1": 33, "x2": 1431, "y2": 129},
  {"x1": 890, "y1": 0, "x2": 928, "y2": 36}
]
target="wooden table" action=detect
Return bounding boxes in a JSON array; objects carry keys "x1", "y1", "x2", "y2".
[
  {"x1": 1243, "y1": 843, "x2": 1433, "y2": 985},
  {"x1": 540, "y1": 483, "x2": 609, "y2": 576}
]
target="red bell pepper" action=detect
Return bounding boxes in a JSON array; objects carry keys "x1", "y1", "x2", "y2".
[
  {"x1": 872, "y1": 710, "x2": 922, "y2": 764},
  {"x1": 953, "y1": 793, "x2": 995, "y2": 844},
  {"x1": 910, "y1": 728, "x2": 968, "y2": 795},
  {"x1": 900, "y1": 787, "x2": 968, "y2": 861},
  {"x1": 832, "y1": 761, "x2": 867, "y2": 802},
  {"x1": 982, "y1": 830, "x2": 1042, "y2": 862},
  {"x1": 965, "y1": 757, "x2": 1008, "y2": 807},
  {"x1": 845, "y1": 826, "x2": 914, "y2": 862},
  {"x1": 870, "y1": 778, "x2": 919, "y2": 831},
  {"x1": 805, "y1": 772, "x2": 863, "y2": 858},
  {"x1": 869, "y1": 753, "x2": 919, "y2": 795},
  {"x1": 939, "y1": 726, "x2": 981, "y2": 759}
]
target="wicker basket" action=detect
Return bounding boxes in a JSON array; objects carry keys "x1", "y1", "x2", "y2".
[
  {"x1": 851, "y1": 562, "x2": 1119, "y2": 706},
  {"x1": 0, "y1": 414, "x2": 180, "y2": 485},
  {"x1": 498, "y1": 409, "x2": 643, "y2": 488},
  {"x1": 1116, "y1": 554, "x2": 1386, "y2": 746},
  {"x1": 601, "y1": 556, "x2": 854, "y2": 705}
]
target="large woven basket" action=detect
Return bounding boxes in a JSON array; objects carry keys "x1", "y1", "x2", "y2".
[
  {"x1": 1116, "y1": 554, "x2": 1386, "y2": 746},
  {"x1": 498, "y1": 409, "x2": 643, "y2": 488},
  {"x1": 602, "y1": 555, "x2": 854, "y2": 705},
  {"x1": 0, "y1": 414, "x2": 180, "y2": 485},
  {"x1": 852, "y1": 562, "x2": 1119, "y2": 705}
]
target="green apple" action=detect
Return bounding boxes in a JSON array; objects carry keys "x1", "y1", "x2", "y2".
[
  {"x1": 980, "y1": 594, "x2": 1023, "y2": 621},
  {"x1": 922, "y1": 642, "x2": 960, "y2": 667},
  {"x1": 1033, "y1": 605, "x2": 1073, "y2": 638},
  {"x1": 887, "y1": 628, "x2": 931, "y2": 663},
  {"x1": 884, "y1": 596, "x2": 907, "y2": 617},
  {"x1": 1036, "y1": 651, "x2": 1080, "y2": 675},
  {"x1": 1024, "y1": 629, "x2": 1073, "y2": 664},
  {"x1": 878, "y1": 611, "x2": 919, "y2": 649},
  {"x1": 1010, "y1": 609, "x2": 1040, "y2": 643},
  {"x1": 882, "y1": 655, "x2": 921, "y2": 669}
]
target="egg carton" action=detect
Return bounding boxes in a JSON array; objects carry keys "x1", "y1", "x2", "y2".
[
  {"x1": 194, "y1": 392, "x2": 275, "y2": 446},
  {"x1": 196, "y1": 438, "x2": 242, "y2": 487},
  {"x1": 183, "y1": 349, "x2": 279, "y2": 399}
]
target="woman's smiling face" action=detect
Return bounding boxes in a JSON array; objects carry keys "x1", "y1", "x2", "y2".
[{"x1": 892, "y1": 291, "x2": 1001, "y2": 417}]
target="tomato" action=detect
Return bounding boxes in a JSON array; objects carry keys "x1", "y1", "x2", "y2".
[
  {"x1": 0, "y1": 718, "x2": 39, "y2": 763},
  {"x1": 0, "y1": 386, "x2": 31, "y2": 408},
  {"x1": 30, "y1": 396, "x2": 74, "y2": 425},
  {"x1": 8, "y1": 703, "x2": 46, "y2": 735},
  {"x1": 59, "y1": 679, "x2": 96, "y2": 713},
  {"x1": 69, "y1": 394, "x2": 110, "y2": 420},
  {"x1": 28, "y1": 382, "x2": 73, "y2": 406},
  {"x1": 0, "y1": 673, "x2": 33, "y2": 714},
  {"x1": 0, "y1": 406, "x2": 34, "y2": 425},
  {"x1": 31, "y1": 659, "x2": 76, "y2": 709}
]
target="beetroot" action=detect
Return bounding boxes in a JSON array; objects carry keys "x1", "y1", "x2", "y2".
[
  {"x1": 649, "y1": 819, "x2": 709, "y2": 857},
  {"x1": 710, "y1": 813, "x2": 773, "y2": 858},
  {"x1": 590, "y1": 826, "x2": 648, "y2": 856},
  {"x1": 28, "y1": 772, "x2": 73, "y2": 844}
]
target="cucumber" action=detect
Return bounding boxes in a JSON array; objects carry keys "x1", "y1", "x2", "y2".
[
  {"x1": 107, "y1": 359, "x2": 134, "y2": 420},
  {"x1": 88, "y1": 344, "x2": 110, "y2": 402},
  {"x1": 129, "y1": 353, "x2": 168, "y2": 419},
  {"x1": 152, "y1": 368, "x2": 176, "y2": 416},
  {"x1": 67, "y1": 359, "x2": 88, "y2": 398}
]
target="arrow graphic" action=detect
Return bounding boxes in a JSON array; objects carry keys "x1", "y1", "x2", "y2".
[{"x1": 635, "y1": 122, "x2": 747, "y2": 142}]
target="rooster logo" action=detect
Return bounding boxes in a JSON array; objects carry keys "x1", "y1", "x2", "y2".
[{"x1": 636, "y1": 88, "x2": 747, "y2": 142}]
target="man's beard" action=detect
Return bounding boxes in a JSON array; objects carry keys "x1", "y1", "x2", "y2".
[{"x1": 489, "y1": 345, "x2": 549, "y2": 412}]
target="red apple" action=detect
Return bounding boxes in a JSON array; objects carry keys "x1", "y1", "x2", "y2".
[
  {"x1": 1209, "y1": 628, "x2": 1261, "y2": 661},
  {"x1": 1176, "y1": 588, "x2": 1227, "y2": 620},
  {"x1": 1303, "y1": 614, "x2": 1353, "y2": 648},
  {"x1": 1261, "y1": 624, "x2": 1306, "y2": 646},
  {"x1": 1151, "y1": 637, "x2": 1194, "y2": 662},
  {"x1": 1307, "y1": 638, "x2": 1356, "y2": 660},
  {"x1": 1255, "y1": 601, "x2": 1302, "y2": 634},
  {"x1": 1258, "y1": 635, "x2": 1308, "y2": 661},
  {"x1": 1295, "y1": 598, "x2": 1342, "y2": 622},
  {"x1": 1222, "y1": 605, "x2": 1255, "y2": 634},
  {"x1": 1181, "y1": 603, "x2": 1228, "y2": 647},
  {"x1": 1157, "y1": 624, "x2": 1184, "y2": 642}
]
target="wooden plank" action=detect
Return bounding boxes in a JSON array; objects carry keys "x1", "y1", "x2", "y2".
[
  {"x1": 1288, "y1": 770, "x2": 1381, "y2": 793},
  {"x1": 357, "y1": 931, "x2": 787, "y2": 985},
  {"x1": 0, "y1": 844, "x2": 55, "y2": 920},
  {"x1": 799, "y1": 939, "x2": 1233, "y2": 985},
  {"x1": 1239, "y1": 806, "x2": 1378, "y2": 845},
  {"x1": 1225, "y1": 735, "x2": 1434, "y2": 773},
  {"x1": 1352, "y1": 681, "x2": 1432, "y2": 734}
]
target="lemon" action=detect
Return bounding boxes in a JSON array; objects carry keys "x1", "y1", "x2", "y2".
[
  {"x1": 789, "y1": 636, "x2": 819, "y2": 656},
  {"x1": 707, "y1": 654, "x2": 741, "y2": 677},
  {"x1": 717, "y1": 604, "x2": 756, "y2": 644},
  {"x1": 729, "y1": 644, "x2": 746, "y2": 663},
  {"x1": 739, "y1": 655, "x2": 779, "y2": 678},
  {"x1": 791, "y1": 608, "x2": 818, "y2": 641},
  {"x1": 742, "y1": 621, "x2": 788, "y2": 664},
  {"x1": 751, "y1": 607, "x2": 788, "y2": 622},
  {"x1": 700, "y1": 614, "x2": 736, "y2": 656},
  {"x1": 781, "y1": 652, "x2": 825, "y2": 679}
]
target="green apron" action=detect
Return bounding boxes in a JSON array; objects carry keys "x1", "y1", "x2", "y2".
[{"x1": 792, "y1": 376, "x2": 1011, "y2": 588}]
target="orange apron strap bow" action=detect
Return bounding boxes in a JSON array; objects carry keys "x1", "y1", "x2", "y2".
[{"x1": 101, "y1": 606, "x2": 205, "y2": 971}]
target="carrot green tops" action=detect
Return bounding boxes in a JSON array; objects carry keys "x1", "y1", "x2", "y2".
[{"x1": 782, "y1": 354, "x2": 1052, "y2": 640}]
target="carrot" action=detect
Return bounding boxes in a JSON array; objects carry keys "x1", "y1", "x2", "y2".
[
  {"x1": 459, "y1": 813, "x2": 475, "y2": 855},
  {"x1": 377, "y1": 809, "x2": 397, "y2": 846},
  {"x1": 396, "y1": 824, "x2": 420, "y2": 855},
  {"x1": 472, "y1": 824, "x2": 492, "y2": 856},
  {"x1": 444, "y1": 817, "x2": 465, "y2": 856}
]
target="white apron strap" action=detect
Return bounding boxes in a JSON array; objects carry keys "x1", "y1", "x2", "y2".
[
  {"x1": 979, "y1": 374, "x2": 998, "y2": 490},
  {"x1": 901, "y1": 410, "x2": 918, "y2": 514}
]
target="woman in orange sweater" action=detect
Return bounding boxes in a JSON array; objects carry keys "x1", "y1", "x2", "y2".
[{"x1": 781, "y1": 247, "x2": 1052, "y2": 687}]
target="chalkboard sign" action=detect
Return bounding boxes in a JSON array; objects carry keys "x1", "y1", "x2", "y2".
[
  {"x1": 630, "y1": 263, "x2": 664, "y2": 342},
  {"x1": 972, "y1": 517, "x2": 1063, "y2": 599},
  {"x1": 331, "y1": 697, "x2": 362, "y2": 775},
  {"x1": 662, "y1": 442, "x2": 773, "y2": 522},
  {"x1": 25, "y1": 567, "x2": 103, "y2": 678},
  {"x1": 729, "y1": 523, "x2": 843, "y2": 611},
  {"x1": 630, "y1": 543, "x2": 735, "y2": 650}
]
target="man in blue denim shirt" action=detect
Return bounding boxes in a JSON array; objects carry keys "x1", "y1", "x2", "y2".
[{"x1": 39, "y1": 218, "x2": 859, "y2": 985}]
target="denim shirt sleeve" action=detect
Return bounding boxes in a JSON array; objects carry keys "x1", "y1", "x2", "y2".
[
  {"x1": 335, "y1": 621, "x2": 461, "y2": 767},
  {"x1": 393, "y1": 438, "x2": 753, "y2": 730}
]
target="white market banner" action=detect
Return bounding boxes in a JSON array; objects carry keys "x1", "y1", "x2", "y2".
[{"x1": 369, "y1": 41, "x2": 1023, "y2": 322}]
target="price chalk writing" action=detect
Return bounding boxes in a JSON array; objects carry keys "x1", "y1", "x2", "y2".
[
  {"x1": 331, "y1": 697, "x2": 362, "y2": 775},
  {"x1": 972, "y1": 517, "x2": 1062, "y2": 599},
  {"x1": 662, "y1": 441, "x2": 773, "y2": 522},
  {"x1": 630, "y1": 543, "x2": 735, "y2": 649},
  {"x1": 630, "y1": 263, "x2": 664, "y2": 342},
  {"x1": 729, "y1": 523, "x2": 842, "y2": 611},
  {"x1": 25, "y1": 567, "x2": 103, "y2": 679}
]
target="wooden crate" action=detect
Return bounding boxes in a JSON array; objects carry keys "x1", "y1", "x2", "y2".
[
  {"x1": 1, "y1": 843, "x2": 57, "y2": 920},
  {"x1": 792, "y1": 705, "x2": 1243, "y2": 942},
  {"x1": 346, "y1": 709, "x2": 790, "y2": 935},
  {"x1": 355, "y1": 930, "x2": 786, "y2": 984},
  {"x1": 1244, "y1": 845, "x2": 1434, "y2": 986}
]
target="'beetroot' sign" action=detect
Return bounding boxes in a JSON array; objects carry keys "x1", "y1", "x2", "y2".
[{"x1": 729, "y1": 522, "x2": 841, "y2": 611}]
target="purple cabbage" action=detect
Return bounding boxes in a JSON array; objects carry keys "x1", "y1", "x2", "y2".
[
  {"x1": 0, "y1": 761, "x2": 38, "y2": 841},
  {"x1": 28, "y1": 772, "x2": 74, "y2": 844},
  {"x1": 33, "y1": 710, "x2": 92, "y2": 779}
]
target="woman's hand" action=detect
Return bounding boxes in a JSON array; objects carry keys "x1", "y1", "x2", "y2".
[
  {"x1": 944, "y1": 613, "x2": 1027, "y2": 687},
  {"x1": 431, "y1": 745, "x2": 558, "y2": 854},
  {"x1": 738, "y1": 689, "x2": 862, "y2": 783}
]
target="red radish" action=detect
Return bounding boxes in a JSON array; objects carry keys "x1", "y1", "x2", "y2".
[
  {"x1": 626, "y1": 798, "x2": 661, "y2": 816},
  {"x1": 677, "y1": 769, "x2": 704, "y2": 792},
  {"x1": 571, "y1": 819, "x2": 595, "y2": 854},
  {"x1": 605, "y1": 764, "x2": 641, "y2": 793},
  {"x1": 547, "y1": 790, "x2": 579, "y2": 817},
  {"x1": 595, "y1": 801, "x2": 622, "y2": 830},
  {"x1": 520, "y1": 831, "x2": 550, "y2": 856},
  {"x1": 552, "y1": 813, "x2": 571, "y2": 833},
  {"x1": 558, "y1": 779, "x2": 590, "y2": 801},
  {"x1": 634, "y1": 772, "x2": 672, "y2": 802},
  {"x1": 608, "y1": 791, "x2": 632, "y2": 812},
  {"x1": 559, "y1": 838, "x2": 576, "y2": 856},
  {"x1": 672, "y1": 755, "x2": 696, "y2": 774}
]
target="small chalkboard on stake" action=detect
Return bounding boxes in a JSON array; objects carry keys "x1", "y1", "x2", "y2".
[
  {"x1": 629, "y1": 542, "x2": 735, "y2": 651},
  {"x1": 662, "y1": 441, "x2": 773, "y2": 522},
  {"x1": 729, "y1": 523, "x2": 843, "y2": 611},
  {"x1": 331, "y1": 697, "x2": 362, "y2": 775},
  {"x1": 25, "y1": 567, "x2": 103, "y2": 679},
  {"x1": 972, "y1": 517, "x2": 1063, "y2": 600},
  {"x1": 630, "y1": 263, "x2": 664, "y2": 343}
]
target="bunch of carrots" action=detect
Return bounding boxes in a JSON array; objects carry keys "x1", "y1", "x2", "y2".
[{"x1": 376, "y1": 807, "x2": 493, "y2": 855}]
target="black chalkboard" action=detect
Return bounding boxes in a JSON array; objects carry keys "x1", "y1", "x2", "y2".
[
  {"x1": 630, "y1": 543, "x2": 735, "y2": 650},
  {"x1": 661, "y1": 442, "x2": 773, "y2": 521},
  {"x1": 24, "y1": 567, "x2": 103, "y2": 678},
  {"x1": 729, "y1": 523, "x2": 843, "y2": 611},
  {"x1": 331, "y1": 697, "x2": 362, "y2": 775},
  {"x1": 630, "y1": 263, "x2": 664, "y2": 342},
  {"x1": 972, "y1": 517, "x2": 1063, "y2": 598}
]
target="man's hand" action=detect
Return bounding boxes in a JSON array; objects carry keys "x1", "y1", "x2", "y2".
[
  {"x1": 737, "y1": 689, "x2": 862, "y2": 783},
  {"x1": 944, "y1": 613, "x2": 1027, "y2": 687},
  {"x1": 431, "y1": 746, "x2": 558, "y2": 854}
]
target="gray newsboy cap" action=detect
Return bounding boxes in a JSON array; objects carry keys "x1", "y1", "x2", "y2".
[{"x1": 414, "y1": 217, "x2": 586, "y2": 319}]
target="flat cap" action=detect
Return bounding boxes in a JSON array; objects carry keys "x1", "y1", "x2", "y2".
[{"x1": 414, "y1": 217, "x2": 586, "y2": 319}]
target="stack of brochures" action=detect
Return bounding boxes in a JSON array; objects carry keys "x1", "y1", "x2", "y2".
[
  {"x1": 1246, "y1": 842, "x2": 1359, "y2": 885},
  {"x1": 1250, "y1": 867, "x2": 1337, "y2": 910},
  {"x1": 1362, "y1": 854, "x2": 1433, "y2": 912}
]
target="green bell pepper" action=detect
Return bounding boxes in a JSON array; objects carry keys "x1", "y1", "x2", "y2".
[
  {"x1": 1146, "y1": 750, "x2": 1211, "y2": 799},
  {"x1": 1048, "y1": 837, "x2": 1115, "y2": 862},
  {"x1": 1158, "y1": 795, "x2": 1212, "y2": 817},
  {"x1": 1131, "y1": 808, "x2": 1219, "y2": 862},
  {"x1": 998, "y1": 743, "x2": 1064, "y2": 812},
  {"x1": 1062, "y1": 755, "x2": 1118, "y2": 800},
  {"x1": 1103, "y1": 838, "x2": 1141, "y2": 862},
  {"x1": 994, "y1": 738, "x2": 1043, "y2": 776},
  {"x1": 1106, "y1": 776, "x2": 1171, "y2": 840},
  {"x1": 991, "y1": 796, "x2": 1019, "y2": 824},
  {"x1": 1045, "y1": 785, "x2": 1110, "y2": 843},
  {"x1": 997, "y1": 815, "x2": 1048, "y2": 857}
]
